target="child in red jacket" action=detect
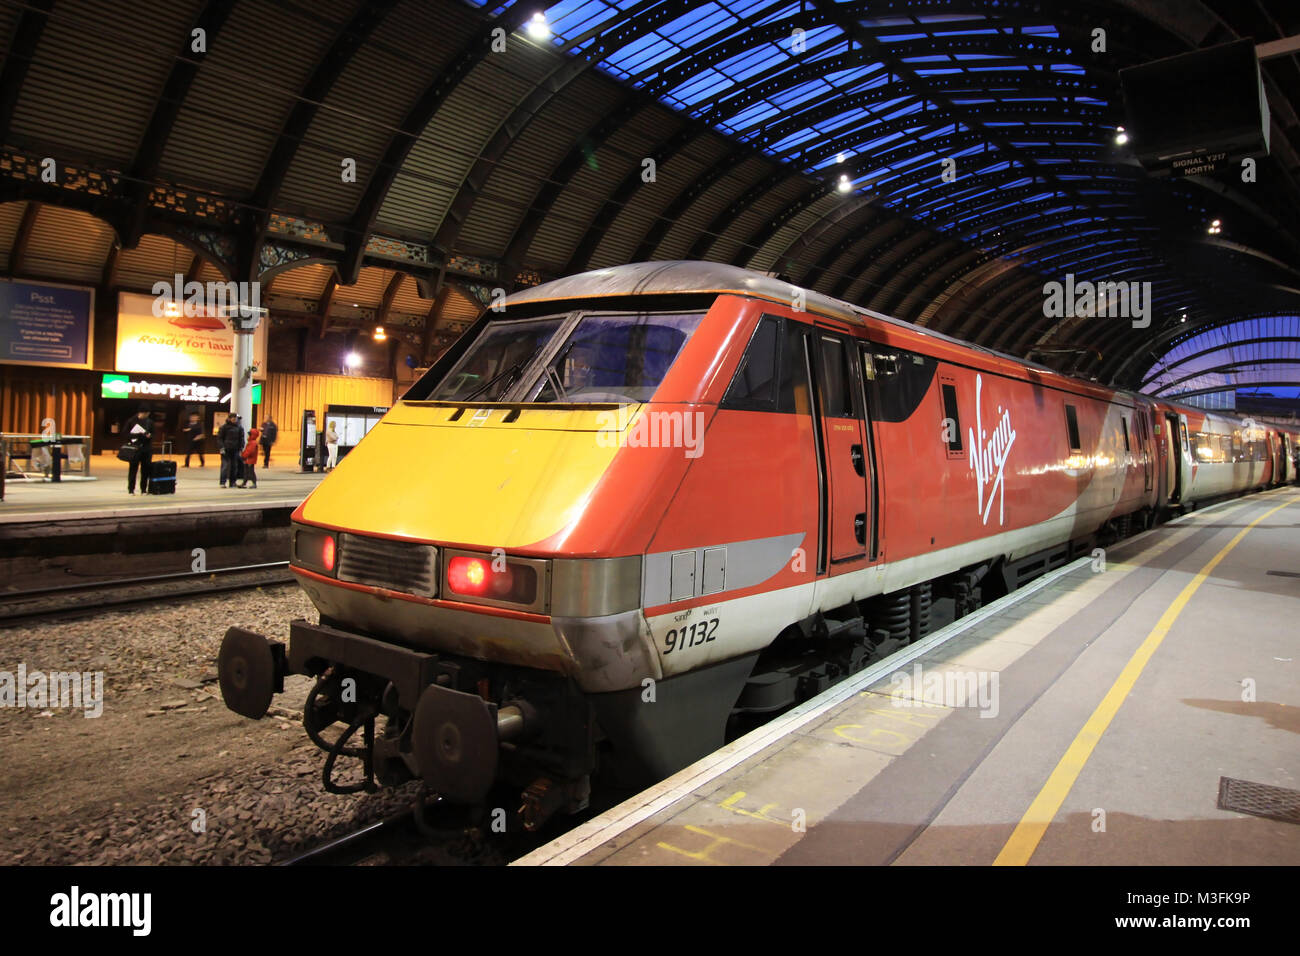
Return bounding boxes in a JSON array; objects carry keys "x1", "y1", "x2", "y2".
[{"x1": 239, "y1": 427, "x2": 260, "y2": 488}]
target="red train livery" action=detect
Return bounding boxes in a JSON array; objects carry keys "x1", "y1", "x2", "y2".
[{"x1": 218, "y1": 261, "x2": 1299, "y2": 828}]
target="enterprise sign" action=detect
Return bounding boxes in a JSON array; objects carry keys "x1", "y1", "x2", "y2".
[{"x1": 101, "y1": 374, "x2": 261, "y2": 404}]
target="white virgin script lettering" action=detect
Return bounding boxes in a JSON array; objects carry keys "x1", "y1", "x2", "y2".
[{"x1": 968, "y1": 374, "x2": 1016, "y2": 526}]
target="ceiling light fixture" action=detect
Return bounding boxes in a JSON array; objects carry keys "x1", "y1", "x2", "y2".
[{"x1": 527, "y1": 12, "x2": 550, "y2": 40}]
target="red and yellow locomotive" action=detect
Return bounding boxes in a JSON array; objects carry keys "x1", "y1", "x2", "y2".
[{"x1": 218, "y1": 262, "x2": 1295, "y2": 828}]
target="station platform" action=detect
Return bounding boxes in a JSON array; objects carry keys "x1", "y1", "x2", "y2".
[
  {"x1": 519, "y1": 487, "x2": 1300, "y2": 867},
  {"x1": 0, "y1": 457, "x2": 323, "y2": 592},
  {"x1": 0, "y1": 456, "x2": 324, "y2": 521}
]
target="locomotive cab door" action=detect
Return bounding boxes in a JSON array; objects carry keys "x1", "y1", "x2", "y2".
[{"x1": 805, "y1": 327, "x2": 874, "y2": 571}]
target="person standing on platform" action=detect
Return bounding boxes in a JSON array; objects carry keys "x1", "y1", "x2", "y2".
[
  {"x1": 218, "y1": 413, "x2": 245, "y2": 489},
  {"x1": 181, "y1": 412, "x2": 206, "y2": 468},
  {"x1": 239, "y1": 427, "x2": 260, "y2": 489},
  {"x1": 325, "y1": 421, "x2": 339, "y2": 471},
  {"x1": 126, "y1": 407, "x2": 154, "y2": 495},
  {"x1": 259, "y1": 415, "x2": 278, "y2": 468}
]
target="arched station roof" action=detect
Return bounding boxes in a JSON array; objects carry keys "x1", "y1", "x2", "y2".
[{"x1": 2, "y1": 0, "x2": 1299, "y2": 386}]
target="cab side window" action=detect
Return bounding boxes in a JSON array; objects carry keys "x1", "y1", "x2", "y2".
[
  {"x1": 721, "y1": 315, "x2": 811, "y2": 414},
  {"x1": 723, "y1": 316, "x2": 781, "y2": 412}
]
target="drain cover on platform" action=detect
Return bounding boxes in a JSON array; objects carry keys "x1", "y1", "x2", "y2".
[{"x1": 1217, "y1": 777, "x2": 1300, "y2": 825}]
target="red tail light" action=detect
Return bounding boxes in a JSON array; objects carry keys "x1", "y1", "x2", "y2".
[
  {"x1": 294, "y1": 527, "x2": 338, "y2": 577},
  {"x1": 445, "y1": 554, "x2": 536, "y2": 605},
  {"x1": 447, "y1": 556, "x2": 490, "y2": 595}
]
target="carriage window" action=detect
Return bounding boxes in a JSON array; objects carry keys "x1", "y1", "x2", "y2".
[
  {"x1": 1121, "y1": 416, "x2": 1130, "y2": 452},
  {"x1": 722, "y1": 316, "x2": 780, "y2": 411},
  {"x1": 1193, "y1": 432, "x2": 1226, "y2": 462},
  {"x1": 1065, "y1": 404, "x2": 1081, "y2": 452}
]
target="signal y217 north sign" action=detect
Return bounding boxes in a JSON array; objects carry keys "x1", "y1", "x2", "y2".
[{"x1": 0, "y1": 278, "x2": 94, "y2": 369}]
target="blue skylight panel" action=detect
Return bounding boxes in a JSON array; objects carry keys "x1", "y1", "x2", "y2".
[
  {"x1": 768, "y1": 81, "x2": 833, "y2": 111},
  {"x1": 715, "y1": 43, "x2": 784, "y2": 81},
  {"x1": 879, "y1": 100, "x2": 925, "y2": 123},
  {"x1": 601, "y1": 33, "x2": 678, "y2": 76},
  {"x1": 769, "y1": 127, "x2": 819, "y2": 154},
  {"x1": 823, "y1": 64, "x2": 888, "y2": 86},
  {"x1": 655, "y1": 4, "x2": 736, "y2": 47},
  {"x1": 916, "y1": 13, "x2": 987, "y2": 24},
  {"x1": 673, "y1": 69, "x2": 733, "y2": 105},
  {"x1": 750, "y1": 1, "x2": 804, "y2": 27},
  {"x1": 547, "y1": 0, "x2": 620, "y2": 37},
  {"x1": 724, "y1": 100, "x2": 782, "y2": 130}
]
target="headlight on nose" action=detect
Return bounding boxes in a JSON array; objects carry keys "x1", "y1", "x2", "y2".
[{"x1": 445, "y1": 552, "x2": 546, "y2": 612}]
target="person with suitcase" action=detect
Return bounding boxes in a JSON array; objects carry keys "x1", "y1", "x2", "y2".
[
  {"x1": 218, "y1": 413, "x2": 244, "y2": 489},
  {"x1": 238, "y1": 427, "x2": 260, "y2": 489},
  {"x1": 125, "y1": 408, "x2": 153, "y2": 495}
]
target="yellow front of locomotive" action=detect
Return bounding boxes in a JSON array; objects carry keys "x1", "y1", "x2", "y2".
[{"x1": 219, "y1": 285, "x2": 730, "y2": 821}]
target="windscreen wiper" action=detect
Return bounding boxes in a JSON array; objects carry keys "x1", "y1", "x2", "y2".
[
  {"x1": 545, "y1": 363, "x2": 567, "y2": 400},
  {"x1": 462, "y1": 360, "x2": 525, "y2": 402}
]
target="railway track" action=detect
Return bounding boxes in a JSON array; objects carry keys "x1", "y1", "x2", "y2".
[
  {"x1": 276, "y1": 793, "x2": 566, "y2": 866},
  {"x1": 0, "y1": 561, "x2": 296, "y2": 628}
]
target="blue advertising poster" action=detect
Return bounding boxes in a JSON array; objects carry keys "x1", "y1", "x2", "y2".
[{"x1": 0, "y1": 278, "x2": 94, "y2": 368}]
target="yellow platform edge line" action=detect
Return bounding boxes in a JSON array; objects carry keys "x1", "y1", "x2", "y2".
[{"x1": 992, "y1": 492, "x2": 1299, "y2": 867}]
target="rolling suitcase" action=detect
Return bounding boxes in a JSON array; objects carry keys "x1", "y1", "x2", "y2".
[{"x1": 148, "y1": 448, "x2": 177, "y2": 495}]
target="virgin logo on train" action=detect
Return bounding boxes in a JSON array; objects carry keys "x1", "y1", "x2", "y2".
[{"x1": 968, "y1": 374, "x2": 1016, "y2": 527}]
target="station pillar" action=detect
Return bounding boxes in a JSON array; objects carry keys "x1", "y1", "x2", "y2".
[{"x1": 226, "y1": 305, "x2": 266, "y2": 425}]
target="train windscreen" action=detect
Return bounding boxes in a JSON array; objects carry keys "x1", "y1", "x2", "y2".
[
  {"x1": 426, "y1": 310, "x2": 704, "y2": 405},
  {"x1": 521, "y1": 312, "x2": 705, "y2": 404},
  {"x1": 428, "y1": 315, "x2": 566, "y2": 402}
]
